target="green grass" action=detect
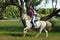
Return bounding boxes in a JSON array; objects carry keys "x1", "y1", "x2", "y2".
[
  {"x1": 0, "y1": 20, "x2": 24, "y2": 32},
  {"x1": 0, "y1": 20, "x2": 60, "y2": 40},
  {"x1": 0, "y1": 20, "x2": 60, "y2": 32},
  {"x1": 51, "y1": 20, "x2": 60, "y2": 32},
  {"x1": 0, "y1": 33, "x2": 60, "y2": 40},
  {"x1": 0, "y1": 20, "x2": 23, "y2": 27}
]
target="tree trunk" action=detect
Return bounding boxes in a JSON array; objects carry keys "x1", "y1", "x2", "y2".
[
  {"x1": 55, "y1": 0, "x2": 57, "y2": 9},
  {"x1": 24, "y1": 0, "x2": 31, "y2": 15}
]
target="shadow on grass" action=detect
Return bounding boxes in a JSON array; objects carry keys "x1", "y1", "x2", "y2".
[
  {"x1": 9, "y1": 33, "x2": 33, "y2": 37},
  {"x1": 8, "y1": 33, "x2": 23, "y2": 37},
  {"x1": 0, "y1": 26, "x2": 35, "y2": 37},
  {"x1": 0, "y1": 26, "x2": 23, "y2": 32}
]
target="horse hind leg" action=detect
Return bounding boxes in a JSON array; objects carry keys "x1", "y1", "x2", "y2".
[
  {"x1": 44, "y1": 28, "x2": 48, "y2": 38},
  {"x1": 46, "y1": 21, "x2": 52, "y2": 31},
  {"x1": 35, "y1": 27, "x2": 44, "y2": 38}
]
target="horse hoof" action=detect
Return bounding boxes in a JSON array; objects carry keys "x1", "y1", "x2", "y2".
[
  {"x1": 45, "y1": 36, "x2": 48, "y2": 39},
  {"x1": 35, "y1": 36, "x2": 38, "y2": 38},
  {"x1": 23, "y1": 35, "x2": 26, "y2": 37},
  {"x1": 23, "y1": 36, "x2": 25, "y2": 37}
]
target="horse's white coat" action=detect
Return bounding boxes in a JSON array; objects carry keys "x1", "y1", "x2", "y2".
[{"x1": 23, "y1": 14, "x2": 52, "y2": 38}]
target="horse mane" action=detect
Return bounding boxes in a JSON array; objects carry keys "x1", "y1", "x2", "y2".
[{"x1": 24, "y1": 14, "x2": 32, "y2": 20}]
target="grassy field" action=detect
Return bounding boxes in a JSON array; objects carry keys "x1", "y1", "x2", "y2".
[
  {"x1": 0, "y1": 20, "x2": 23, "y2": 32},
  {"x1": 0, "y1": 32, "x2": 60, "y2": 40},
  {"x1": 0, "y1": 20, "x2": 60, "y2": 40}
]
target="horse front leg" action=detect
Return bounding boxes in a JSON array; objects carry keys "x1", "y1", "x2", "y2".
[{"x1": 23, "y1": 28, "x2": 28, "y2": 37}]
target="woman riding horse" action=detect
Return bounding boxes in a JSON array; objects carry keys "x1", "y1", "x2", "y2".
[
  {"x1": 28, "y1": 8, "x2": 36, "y2": 27},
  {"x1": 23, "y1": 13, "x2": 52, "y2": 38}
]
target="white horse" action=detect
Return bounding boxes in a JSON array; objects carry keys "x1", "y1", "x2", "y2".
[{"x1": 23, "y1": 14, "x2": 52, "y2": 38}]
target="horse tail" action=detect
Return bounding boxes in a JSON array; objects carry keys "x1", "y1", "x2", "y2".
[{"x1": 46, "y1": 21, "x2": 52, "y2": 31}]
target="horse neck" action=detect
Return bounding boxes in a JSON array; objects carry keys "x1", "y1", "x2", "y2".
[
  {"x1": 25, "y1": 18, "x2": 31, "y2": 22},
  {"x1": 24, "y1": 14, "x2": 31, "y2": 21}
]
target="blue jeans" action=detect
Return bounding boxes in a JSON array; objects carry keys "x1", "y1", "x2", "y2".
[{"x1": 32, "y1": 16, "x2": 35, "y2": 26}]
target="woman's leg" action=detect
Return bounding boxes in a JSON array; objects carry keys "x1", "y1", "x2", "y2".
[{"x1": 32, "y1": 16, "x2": 35, "y2": 27}]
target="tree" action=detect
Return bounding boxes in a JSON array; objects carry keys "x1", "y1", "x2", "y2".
[
  {"x1": 40, "y1": 0, "x2": 59, "y2": 20},
  {"x1": 0, "y1": 0, "x2": 60, "y2": 26}
]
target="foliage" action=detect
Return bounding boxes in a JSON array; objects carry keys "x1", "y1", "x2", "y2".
[
  {"x1": 3, "y1": 5, "x2": 20, "y2": 19},
  {"x1": 0, "y1": 0, "x2": 59, "y2": 21},
  {"x1": 1, "y1": 7, "x2": 59, "y2": 19},
  {"x1": 31, "y1": 0, "x2": 42, "y2": 6},
  {"x1": 36, "y1": 8, "x2": 53, "y2": 17}
]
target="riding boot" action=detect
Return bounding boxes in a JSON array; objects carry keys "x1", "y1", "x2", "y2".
[{"x1": 32, "y1": 22, "x2": 35, "y2": 28}]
